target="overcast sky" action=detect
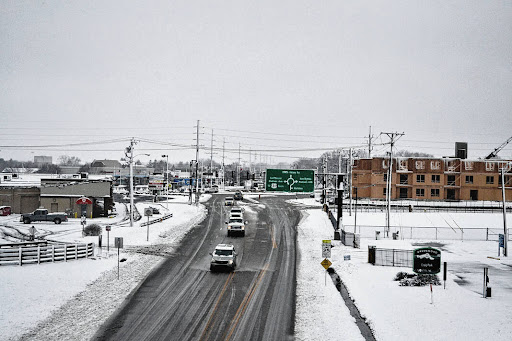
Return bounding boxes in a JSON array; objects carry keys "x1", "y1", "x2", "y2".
[{"x1": 1, "y1": 1, "x2": 511, "y2": 165}]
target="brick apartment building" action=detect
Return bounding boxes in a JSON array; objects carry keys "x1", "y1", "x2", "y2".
[{"x1": 352, "y1": 157, "x2": 512, "y2": 202}]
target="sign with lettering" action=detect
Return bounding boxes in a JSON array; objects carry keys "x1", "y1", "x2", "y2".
[
  {"x1": 76, "y1": 197, "x2": 93, "y2": 205},
  {"x1": 265, "y1": 169, "x2": 315, "y2": 193},
  {"x1": 322, "y1": 240, "x2": 331, "y2": 258},
  {"x1": 413, "y1": 247, "x2": 441, "y2": 274}
]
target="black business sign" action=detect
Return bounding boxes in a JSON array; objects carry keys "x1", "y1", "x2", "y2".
[{"x1": 413, "y1": 247, "x2": 441, "y2": 274}]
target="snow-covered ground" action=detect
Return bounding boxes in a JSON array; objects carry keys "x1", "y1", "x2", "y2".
[
  {"x1": 1, "y1": 195, "x2": 512, "y2": 340},
  {"x1": 292, "y1": 198, "x2": 512, "y2": 341},
  {"x1": 0, "y1": 195, "x2": 207, "y2": 341}
]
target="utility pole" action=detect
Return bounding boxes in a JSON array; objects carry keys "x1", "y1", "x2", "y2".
[
  {"x1": 338, "y1": 150, "x2": 342, "y2": 173},
  {"x1": 501, "y1": 165, "x2": 509, "y2": 256},
  {"x1": 125, "y1": 138, "x2": 137, "y2": 227},
  {"x1": 222, "y1": 138, "x2": 226, "y2": 190},
  {"x1": 162, "y1": 154, "x2": 169, "y2": 209},
  {"x1": 195, "y1": 120, "x2": 200, "y2": 204},
  {"x1": 349, "y1": 148, "x2": 353, "y2": 216},
  {"x1": 382, "y1": 132, "x2": 404, "y2": 237},
  {"x1": 368, "y1": 126, "x2": 374, "y2": 158},
  {"x1": 322, "y1": 157, "x2": 327, "y2": 205},
  {"x1": 210, "y1": 129, "x2": 213, "y2": 172},
  {"x1": 238, "y1": 143, "x2": 241, "y2": 186}
]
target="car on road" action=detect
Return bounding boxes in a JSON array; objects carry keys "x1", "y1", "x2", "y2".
[
  {"x1": 230, "y1": 207, "x2": 244, "y2": 214},
  {"x1": 226, "y1": 217, "x2": 247, "y2": 236},
  {"x1": 210, "y1": 244, "x2": 237, "y2": 272},
  {"x1": 204, "y1": 185, "x2": 219, "y2": 193},
  {"x1": 225, "y1": 197, "x2": 234, "y2": 206},
  {"x1": 229, "y1": 212, "x2": 243, "y2": 220},
  {"x1": 234, "y1": 191, "x2": 243, "y2": 200}
]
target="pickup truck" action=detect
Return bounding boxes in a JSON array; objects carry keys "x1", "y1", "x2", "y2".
[{"x1": 20, "y1": 209, "x2": 68, "y2": 224}]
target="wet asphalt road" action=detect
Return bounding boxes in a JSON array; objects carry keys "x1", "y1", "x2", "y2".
[{"x1": 93, "y1": 195, "x2": 301, "y2": 341}]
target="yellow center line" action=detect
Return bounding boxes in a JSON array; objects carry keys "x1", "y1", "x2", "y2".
[
  {"x1": 225, "y1": 262, "x2": 270, "y2": 341},
  {"x1": 270, "y1": 224, "x2": 277, "y2": 249},
  {"x1": 200, "y1": 271, "x2": 235, "y2": 341}
]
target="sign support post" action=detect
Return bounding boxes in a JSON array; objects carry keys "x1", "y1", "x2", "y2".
[
  {"x1": 115, "y1": 237, "x2": 124, "y2": 280},
  {"x1": 144, "y1": 208, "x2": 153, "y2": 242},
  {"x1": 106, "y1": 225, "x2": 111, "y2": 253}
]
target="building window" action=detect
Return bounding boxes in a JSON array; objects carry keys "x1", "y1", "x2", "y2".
[
  {"x1": 486, "y1": 176, "x2": 494, "y2": 184},
  {"x1": 416, "y1": 174, "x2": 425, "y2": 183},
  {"x1": 383, "y1": 173, "x2": 388, "y2": 182},
  {"x1": 447, "y1": 175, "x2": 456, "y2": 186},
  {"x1": 431, "y1": 189, "x2": 440, "y2": 197},
  {"x1": 383, "y1": 187, "x2": 387, "y2": 196},
  {"x1": 415, "y1": 161, "x2": 425, "y2": 170},
  {"x1": 464, "y1": 161, "x2": 474, "y2": 171},
  {"x1": 431, "y1": 161, "x2": 440, "y2": 170},
  {"x1": 446, "y1": 160, "x2": 457, "y2": 172},
  {"x1": 432, "y1": 175, "x2": 440, "y2": 183},
  {"x1": 486, "y1": 162, "x2": 495, "y2": 171},
  {"x1": 416, "y1": 188, "x2": 425, "y2": 197},
  {"x1": 398, "y1": 159, "x2": 408, "y2": 171},
  {"x1": 465, "y1": 175, "x2": 473, "y2": 184},
  {"x1": 382, "y1": 160, "x2": 389, "y2": 169},
  {"x1": 400, "y1": 174, "x2": 408, "y2": 185}
]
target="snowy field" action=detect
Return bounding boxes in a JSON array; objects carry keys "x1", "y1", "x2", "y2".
[{"x1": 1, "y1": 195, "x2": 511, "y2": 340}]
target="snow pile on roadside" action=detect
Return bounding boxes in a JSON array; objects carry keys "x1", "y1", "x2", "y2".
[{"x1": 295, "y1": 210, "x2": 364, "y2": 341}]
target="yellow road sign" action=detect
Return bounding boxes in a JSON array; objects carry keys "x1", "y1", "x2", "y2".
[{"x1": 321, "y1": 258, "x2": 332, "y2": 270}]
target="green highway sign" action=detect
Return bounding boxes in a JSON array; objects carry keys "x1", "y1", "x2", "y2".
[{"x1": 265, "y1": 169, "x2": 315, "y2": 193}]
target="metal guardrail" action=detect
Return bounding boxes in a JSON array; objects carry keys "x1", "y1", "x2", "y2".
[
  {"x1": 0, "y1": 242, "x2": 94, "y2": 266},
  {"x1": 140, "y1": 213, "x2": 173, "y2": 227}
]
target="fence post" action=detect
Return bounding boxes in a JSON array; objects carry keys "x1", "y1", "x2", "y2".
[
  {"x1": 486, "y1": 228, "x2": 488, "y2": 241},
  {"x1": 75, "y1": 244, "x2": 78, "y2": 260},
  {"x1": 86, "y1": 243, "x2": 89, "y2": 259},
  {"x1": 52, "y1": 245, "x2": 55, "y2": 262},
  {"x1": 392, "y1": 249, "x2": 395, "y2": 267},
  {"x1": 65, "y1": 245, "x2": 67, "y2": 262},
  {"x1": 19, "y1": 247, "x2": 22, "y2": 266},
  {"x1": 38, "y1": 245, "x2": 41, "y2": 264}
]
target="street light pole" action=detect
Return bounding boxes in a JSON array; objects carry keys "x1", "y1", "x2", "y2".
[{"x1": 162, "y1": 155, "x2": 169, "y2": 210}]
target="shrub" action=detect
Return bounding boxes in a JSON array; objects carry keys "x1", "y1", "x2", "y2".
[
  {"x1": 395, "y1": 272, "x2": 440, "y2": 286},
  {"x1": 83, "y1": 224, "x2": 102, "y2": 236}
]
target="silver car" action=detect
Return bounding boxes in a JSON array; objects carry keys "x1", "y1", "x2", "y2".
[{"x1": 210, "y1": 244, "x2": 237, "y2": 272}]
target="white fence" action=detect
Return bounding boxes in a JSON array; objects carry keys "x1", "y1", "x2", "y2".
[{"x1": 0, "y1": 242, "x2": 94, "y2": 266}]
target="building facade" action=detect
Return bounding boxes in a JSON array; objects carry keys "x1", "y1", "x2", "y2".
[{"x1": 352, "y1": 157, "x2": 512, "y2": 202}]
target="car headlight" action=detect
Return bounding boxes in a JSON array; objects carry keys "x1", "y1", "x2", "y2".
[
  {"x1": 228, "y1": 260, "x2": 233, "y2": 265},
  {"x1": 227, "y1": 225, "x2": 232, "y2": 230}
]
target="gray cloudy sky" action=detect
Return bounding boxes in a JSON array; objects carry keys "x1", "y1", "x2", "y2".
[{"x1": 1, "y1": 0, "x2": 511, "y2": 165}]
